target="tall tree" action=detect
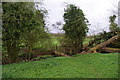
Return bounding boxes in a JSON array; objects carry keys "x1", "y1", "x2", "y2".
[
  {"x1": 2, "y1": 2, "x2": 47, "y2": 63},
  {"x1": 109, "y1": 15, "x2": 120, "y2": 33},
  {"x1": 63, "y1": 4, "x2": 89, "y2": 53}
]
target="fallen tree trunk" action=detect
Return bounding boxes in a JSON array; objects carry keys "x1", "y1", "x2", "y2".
[
  {"x1": 54, "y1": 51, "x2": 70, "y2": 57},
  {"x1": 99, "y1": 47, "x2": 120, "y2": 53},
  {"x1": 88, "y1": 34, "x2": 120, "y2": 53}
]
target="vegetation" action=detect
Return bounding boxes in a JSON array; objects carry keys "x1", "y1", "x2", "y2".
[
  {"x1": 84, "y1": 14, "x2": 120, "y2": 53},
  {"x1": 89, "y1": 34, "x2": 120, "y2": 53},
  {"x1": 109, "y1": 15, "x2": 120, "y2": 33},
  {"x1": 63, "y1": 4, "x2": 89, "y2": 53},
  {"x1": 1, "y1": 2, "x2": 119, "y2": 79},
  {"x1": 2, "y1": 2, "x2": 48, "y2": 63},
  {"x1": 3, "y1": 53, "x2": 118, "y2": 78}
]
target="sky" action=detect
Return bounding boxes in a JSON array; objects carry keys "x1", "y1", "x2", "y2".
[{"x1": 42, "y1": 0, "x2": 119, "y2": 35}]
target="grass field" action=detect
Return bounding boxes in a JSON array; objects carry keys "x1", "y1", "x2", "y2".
[{"x1": 2, "y1": 53, "x2": 118, "y2": 78}]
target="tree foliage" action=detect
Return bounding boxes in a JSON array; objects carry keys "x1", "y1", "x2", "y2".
[
  {"x1": 63, "y1": 4, "x2": 89, "y2": 53},
  {"x1": 109, "y1": 15, "x2": 120, "y2": 33},
  {"x1": 2, "y1": 2, "x2": 48, "y2": 63},
  {"x1": 88, "y1": 15, "x2": 120, "y2": 49}
]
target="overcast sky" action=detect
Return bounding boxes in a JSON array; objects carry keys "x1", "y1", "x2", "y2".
[{"x1": 42, "y1": 0, "x2": 119, "y2": 35}]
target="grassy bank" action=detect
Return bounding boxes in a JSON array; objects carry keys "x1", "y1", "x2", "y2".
[{"x1": 2, "y1": 53, "x2": 118, "y2": 78}]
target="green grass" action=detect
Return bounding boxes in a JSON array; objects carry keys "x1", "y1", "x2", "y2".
[
  {"x1": 2, "y1": 53, "x2": 118, "y2": 78},
  {"x1": 83, "y1": 37, "x2": 92, "y2": 45},
  {"x1": 33, "y1": 35, "x2": 61, "y2": 51}
]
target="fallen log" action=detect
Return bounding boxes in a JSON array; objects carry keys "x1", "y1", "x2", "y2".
[
  {"x1": 88, "y1": 34, "x2": 120, "y2": 53},
  {"x1": 99, "y1": 47, "x2": 120, "y2": 53},
  {"x1": 54, "y1": 51, "x2": 70, "y2": 57}
]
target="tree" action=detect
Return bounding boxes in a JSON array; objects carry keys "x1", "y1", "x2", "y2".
[
  {"x1": 2, "y1": 2, "x2": 47, "y2": 63},
  {"x1": 89, "y1": 34, "x2": 120, "y2": 53},
  {"x1": 109, "y1": 15, "x2": 120, "y2": 33},
  {"x1": 63, "y1": 4, "x2": 89, "y2": 53},
  {"x1": 20, "y1": 8, "x2": 49, "y2": 60}
]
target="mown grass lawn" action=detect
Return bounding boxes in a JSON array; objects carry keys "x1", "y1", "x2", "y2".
[{"x1": 2, "y1": 53, "x2": 118, "y2": 78}]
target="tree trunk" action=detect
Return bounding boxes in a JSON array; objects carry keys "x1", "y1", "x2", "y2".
[
  {"x1": 99, "y1": 47, "x2": 120, "y2": 53},
  {"x1": 7, "y1": 41, "x2": 18, "y2": 63},
  {"x1": 54, "y1": 51, "x2": 70, "y2": 57},
  {"x1": 89, "y1": 34, "x2": 120, "y2": 53},
  {"x1": 28, "y1": 46, "x2": 33, "y2": 60}
]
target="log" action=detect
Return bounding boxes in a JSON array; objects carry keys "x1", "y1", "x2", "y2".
[
  {"x1": 54, "y1": 51, "x2": 70, "y2": 57},
  {"x1": 89, "y1": 34, "x2": 120, "y2": 53},
  {"x1": 99, "y1": 47, "x2": 120, "y2": 53}
]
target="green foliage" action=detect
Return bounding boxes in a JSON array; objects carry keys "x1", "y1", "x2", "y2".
[
  {"x1": 108, "y1": 15, "x2": 120, "y2": 48},
  {"x1": 2, "y1": 2, "x2": 48, "y2": 62},
  {"x1": 88, "y1": 15, "x2": 120, "y2": 49},
  {"x1": 2, "y1": 53, "x2": 118, "y2": 78},
  {"x1": 88, "y1": 31, "x2": 117, "y2": 48},
  {"x1": 63, "y1": 4, "x2": 89, "y2": 52},
  {"x1": 34, "y1": 34, "x2": 61, "y2": 51},
  {"x1": 83, "y1": 37, "x2": 91, "y2": 45},
  {"x1": 88, "y1": 15, "x2": 120, "y2": 48},
  {"x1": 109, "y1": 15, "x2": 120, "y2": 33}
]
